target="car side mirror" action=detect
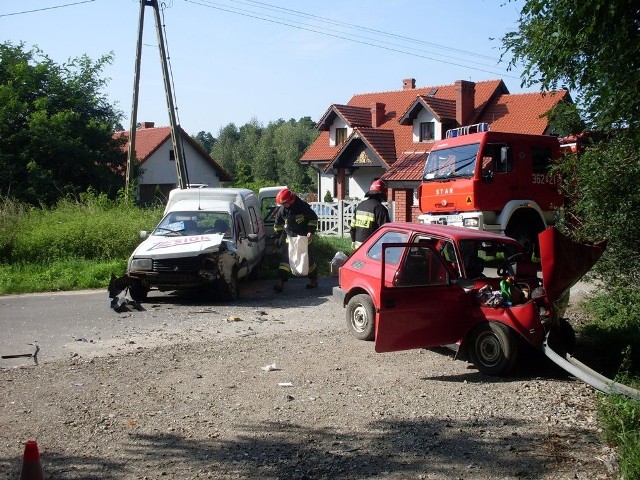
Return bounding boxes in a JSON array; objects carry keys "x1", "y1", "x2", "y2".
[{"x1": 140, "y1": 230, "x2": 148, "y2": 239}]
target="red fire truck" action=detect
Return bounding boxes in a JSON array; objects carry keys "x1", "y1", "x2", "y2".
[{"x1": 417, "y1": 123, "x2": 563, "y2": 256}]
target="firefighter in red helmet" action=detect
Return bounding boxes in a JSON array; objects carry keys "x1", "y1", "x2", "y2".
[
  {"x1": 273, "y1": 188, "x2": 319, "y2": 292},
  {"x1": 350, "y1": 179, "x2": 390, "y2": 249}
]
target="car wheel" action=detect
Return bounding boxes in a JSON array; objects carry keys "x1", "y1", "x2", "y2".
[
  {"x1": 468, "y1": 322, "x2": 518, "y2": 375},
  {"x1": 129, "y1": 281, "x2": 149, "y2": 302},
  {"x1": 221, "y1": 267, "x2": 239, "y2": 301},
  {"x1": 346, "y1": 294, "x2": 376, "y2": 341}
]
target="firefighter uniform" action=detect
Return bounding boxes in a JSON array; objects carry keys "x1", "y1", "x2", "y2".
[
  {"x1": 273, "y1": 196, "x2": 319, "y2": 288},
  {"x1": 350, "y1": 195, "x2": 390, "y2": 248}
]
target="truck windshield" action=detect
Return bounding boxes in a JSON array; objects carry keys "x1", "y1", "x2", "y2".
[{"x1": 423, "y1": 143, "x2": 480, "y2": 181}]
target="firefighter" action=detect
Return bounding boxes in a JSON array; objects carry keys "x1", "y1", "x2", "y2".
[
  {"x1": 350, "y1": 179, "x2": 391, "y2": 249},
  {"x1": 273, "y1": 188, "x2": 319, "y2": 292}
]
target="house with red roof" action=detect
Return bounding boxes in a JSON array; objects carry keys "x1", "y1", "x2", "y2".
[
  {"x1": 116, "y1": 122, "x2": 231, "y2": 204},
  {"x1": 300, "y1": 78, "x2": 569, "y2": 222}
]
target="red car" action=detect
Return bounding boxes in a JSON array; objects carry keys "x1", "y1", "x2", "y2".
[{"x1": 333, "y1": 222, "x2": 605, "y2": 375}]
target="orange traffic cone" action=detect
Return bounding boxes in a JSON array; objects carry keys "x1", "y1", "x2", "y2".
[{"x1": 20, "y1": 440, "x2": 45, "y2": 480}]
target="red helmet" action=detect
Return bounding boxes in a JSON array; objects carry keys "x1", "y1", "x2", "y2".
[
  {"x1": 276, "y1": 188, "x2": 295, "y2": 205},
  {"x1": 368, "y1": 179, "x2": 387, "y2": 196}
]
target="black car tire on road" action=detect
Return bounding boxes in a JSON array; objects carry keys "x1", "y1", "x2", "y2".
[
  {"x1": 346, "y1": 294, "x2": 376, "y2": 341},
  {"x1": 468, "y1": 322, "x2": 518, "y2": 375}
]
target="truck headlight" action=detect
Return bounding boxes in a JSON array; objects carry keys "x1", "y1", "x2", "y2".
[
  {"x1": 130, "y1": 258, "x2": 153, "y2": 271},
  {"x1": 463, "y1": 217, "x2": 480, "y2": 227}
]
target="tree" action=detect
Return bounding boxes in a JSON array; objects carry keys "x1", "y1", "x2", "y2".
[
  {"x1": 501, "y1": 0, "x2": 640, "y2": 286},
  {"x1": 502, "y1": 0, "x2": 640, "y2": 131},
  {"x1": 211, "y1": 123, "x2": 240, "y2": 180},
  {"x1": 193, "y1": 131, "x2": 215, "y2": 153},
  {"x1": 0, "y1": 42, "x2": 126, "y2": 206}
]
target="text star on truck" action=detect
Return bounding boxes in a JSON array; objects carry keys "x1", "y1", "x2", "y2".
[{"x1": 417, "y1": 123, "x2": 563, "y2": 257}]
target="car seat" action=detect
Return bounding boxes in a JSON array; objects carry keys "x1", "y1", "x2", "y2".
[{"x1": 213, "y1": 219, "x2": 230, "y2": 235}]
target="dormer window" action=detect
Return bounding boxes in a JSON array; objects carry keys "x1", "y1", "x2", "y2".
[
  {"x1": 419, "y1": 122, "x2": 435, "y2": 142},
  {"x1": 335, "y1": 128, "x2": 347, "y2": 145}
]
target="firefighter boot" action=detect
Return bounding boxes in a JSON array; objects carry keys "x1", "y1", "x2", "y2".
[
  {"x1": 306, "y1": 278, "x2": 318, "y2": 290},
  {"x1": 273, "y1": 279, "x2": 284, "y2": 293}
]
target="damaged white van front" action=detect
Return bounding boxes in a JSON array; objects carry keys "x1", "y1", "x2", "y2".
[{"x1": 124, "y1": 187, "x2": 266, "y2": 301}]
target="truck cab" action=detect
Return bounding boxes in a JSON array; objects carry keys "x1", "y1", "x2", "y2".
[{"x1": 417, "y1": 123, "x2": 563, "y2": 257}]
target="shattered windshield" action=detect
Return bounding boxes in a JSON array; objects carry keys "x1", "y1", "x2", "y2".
[
  {"x1": 423, "y1": 143, "x2": 480, "y2": 181},
  {"x1": 153, "y1": 212, "x2": 233, "y2": 237}
]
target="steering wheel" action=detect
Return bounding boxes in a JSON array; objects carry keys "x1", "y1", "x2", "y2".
[{"x1": 497, "y1": 252, "x2": 524, "y2": 277}]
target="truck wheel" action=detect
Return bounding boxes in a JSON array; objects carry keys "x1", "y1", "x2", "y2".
[
  {"x1": 129, "y1": 281, "x2": 149, "y2": 302},
  {"x1": 468, "y1": 322, "x2": 518, "y2": 375},
  {"x1": 221, "y1": 267, "x2": 239, "y2": 301},
  {"x1": 346, "y1": 294, "x2": 375, "y2": 341}
]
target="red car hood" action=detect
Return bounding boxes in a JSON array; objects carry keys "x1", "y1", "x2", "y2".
[{"x1": 539, "y1": 227, "x2": 607, "y2": 302}]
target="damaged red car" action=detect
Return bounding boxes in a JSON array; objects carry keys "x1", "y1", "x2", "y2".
[{"x1": 333, "y1": 223, "x2": 605, "y2": 375}]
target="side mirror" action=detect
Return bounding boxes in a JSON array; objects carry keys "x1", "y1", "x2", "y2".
[{"x1": 140, "y1": 230, "x2": 148, "y2": 239}]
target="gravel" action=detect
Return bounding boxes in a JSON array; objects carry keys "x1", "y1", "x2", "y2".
[{"x1": 0, "y1": 277, "x2": 618, "y2": 479}]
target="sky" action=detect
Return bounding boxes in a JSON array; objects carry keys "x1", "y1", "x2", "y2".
[{"x1": 0, "y1": 0, "x2": 532, "y2": 136}]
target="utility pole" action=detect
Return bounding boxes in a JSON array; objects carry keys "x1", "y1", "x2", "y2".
[{"x1": 126, "y1": 0, "x2": 189, "y2": 201}]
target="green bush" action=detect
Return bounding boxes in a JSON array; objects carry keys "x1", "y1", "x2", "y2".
[{"x1": 4, "y1": 194, "x2": 162, "y2": 263}]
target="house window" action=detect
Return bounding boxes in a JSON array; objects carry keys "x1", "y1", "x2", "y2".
[
  {"x1": 335, "y1": 128, "x2": 347, "y2": 145},
  {"x1": 419, "y1": 122, "x2": 435, "y2": 142},
  {"x1": 169, "y1": 150, "x2": 175, "y2": 161}
]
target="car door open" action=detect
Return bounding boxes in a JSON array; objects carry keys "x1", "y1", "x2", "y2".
[{"x1": 375, "y1": 242, "x2": 474, "y2": 353}]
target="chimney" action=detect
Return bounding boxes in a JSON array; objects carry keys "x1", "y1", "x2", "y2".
[
  {"x1": 140, "y1": 122, "x2": 155, "y2": 129},
  {"x1": 371, "y1": 102, "x2": 385, "y2": 127},
  {"x1": 455, "y1": 80, "x2": 475, "y2": 126},
  {"x1": 402, "y1": 78, "x2": 416, "y2": 90}
]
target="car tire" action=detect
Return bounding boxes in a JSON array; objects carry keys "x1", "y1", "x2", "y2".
[
  {"x1": 129, "y1": 281, "x2": 149, "y2": 302},
  {"x1": 468, "y1": 322, "x2": 518, "y2": 375},
  {"x1": 346, "y1": 294, "x2": 376, "y2": 341}
]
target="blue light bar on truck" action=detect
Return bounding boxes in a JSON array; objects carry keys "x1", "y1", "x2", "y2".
[{"x1": 446, "y1": 123, "x2": 489, "y2": 139}]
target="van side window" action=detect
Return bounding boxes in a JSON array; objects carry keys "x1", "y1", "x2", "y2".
[
  {"x1": 248, "y1": 206, "x2": 259, "y2": 234},
  {"x1": 236, "y1": 216, "x2": 246, "y2": 239}
]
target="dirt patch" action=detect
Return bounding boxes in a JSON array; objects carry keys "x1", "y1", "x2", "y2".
[{"x1": 0, "y1": 279, "x2": 617, "y2": 479}]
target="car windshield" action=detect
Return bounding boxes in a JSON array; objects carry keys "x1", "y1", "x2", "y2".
[
  {"x1": 458, "y1": 239, "x2": 522, "y2": 277},
  {"x1": 423, "y1": 143, "x2": 479, "y2": 180},
  {"x1": 153, "y1": 211, "x2": 233, "y2": 238}
]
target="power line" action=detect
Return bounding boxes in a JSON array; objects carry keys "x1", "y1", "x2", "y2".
[
  {"x1": 184, "y1": 0, "x2": 518, "y2": 79},
  {"x1": 229, "y1": 0, "x2": 499, "y2": 63},
  {"x1": 0, "y1": 0, "x2": 95, "y2": 18}
]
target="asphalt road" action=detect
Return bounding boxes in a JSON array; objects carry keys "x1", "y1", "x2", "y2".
[{"x1": 0, "y1": 277, "x2": 344, "y2": 367}]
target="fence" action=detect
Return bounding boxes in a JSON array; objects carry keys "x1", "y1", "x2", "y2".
[{"x1": 309, "y1": 200, "x2": 394, "y2": 237}]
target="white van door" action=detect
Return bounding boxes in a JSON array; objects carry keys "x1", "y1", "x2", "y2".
[{"x1": 259, "y1": 186, "x2": 286, "y2": 242}]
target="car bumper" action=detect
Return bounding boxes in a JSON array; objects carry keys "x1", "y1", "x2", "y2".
[{"x1": 332, "y1": 286, "x2": 346, "y2": 305}]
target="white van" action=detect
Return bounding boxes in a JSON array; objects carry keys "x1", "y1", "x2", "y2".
[
  {"x1": 125, "y1": 187, "x2": 267, "y2": 301},
  {"x1": 258, "y1": 185, "x2": 287, "y2": 241}
]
